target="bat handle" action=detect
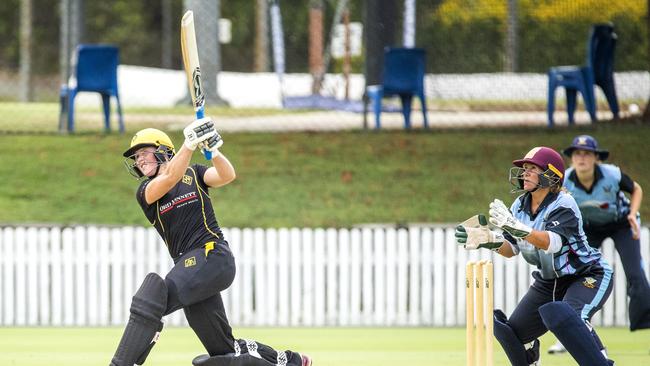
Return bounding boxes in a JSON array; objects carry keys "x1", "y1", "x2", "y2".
[{"x1": 195, "y1": 108, "x2": 212, "y2": 160}]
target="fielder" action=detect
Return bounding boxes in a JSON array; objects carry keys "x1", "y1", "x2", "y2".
[
  {"x1": 455, "y1": 146, "x2": 614, "y2": 366},
  {"x1": 563, "y1": 135, "x2": 649, "y2": 329},
  {"x1": 112, "y1": 118, "x2": 312, "y2": 366},
  {"x1": 548, "y1": 135, "x2": 650, "y2": 354}
]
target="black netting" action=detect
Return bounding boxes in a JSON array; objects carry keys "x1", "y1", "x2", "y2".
[{"x1": 0, "y1": 0, "x2": 646, "y2": 133}]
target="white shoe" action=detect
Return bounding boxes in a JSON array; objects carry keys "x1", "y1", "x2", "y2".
[{"x1": 547, "y1": 340, "x2": 567, "y2": 354}]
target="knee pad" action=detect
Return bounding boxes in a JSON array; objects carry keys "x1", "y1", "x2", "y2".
[
  {"x1": 132, "y1": 272, "x2": 168, "y2": 323},
  {"x1": 539, "y1": 301, "x2": 610, "y2": 366},
  {"x1": 493, "y1": 309, "x2": 537, "y2": 366},
  {"x1": 111, "y1": 273, "x2": 168, "y2": 366},
  {"x1": 133, "y1": 273, "x2": 167, "y2": 364}
]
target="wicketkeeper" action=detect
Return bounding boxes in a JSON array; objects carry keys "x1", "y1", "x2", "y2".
[
  {"x1": 113, "y1": 118, "x2": 312, "y2": 366},
  {"x1": 455, "y1": 146, "x2": 614, "y2": 366}
]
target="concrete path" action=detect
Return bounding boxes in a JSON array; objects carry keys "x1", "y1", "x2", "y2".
[
  {"x1": 45, "y1": 108, "x2": 634, "y2": 134},
  {"x1": 155, "y1": 109, "x2": 625, "y2": 132}
]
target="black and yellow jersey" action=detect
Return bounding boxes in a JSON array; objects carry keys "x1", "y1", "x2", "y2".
[{"x1": 136, "y1": 164, "x2": 224, "y2": 260}]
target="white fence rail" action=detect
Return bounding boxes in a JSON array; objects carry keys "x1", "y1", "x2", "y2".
[{"x1": 0, "y1": 226, "x2": 648, "y2": 327}]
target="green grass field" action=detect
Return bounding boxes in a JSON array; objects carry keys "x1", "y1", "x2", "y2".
[
  {"x1": 0, "y1": 121, "x2": 647, "y2": 227},
  {"x1": 0, "y1": 327, "x2": 647, "y2": 365}
]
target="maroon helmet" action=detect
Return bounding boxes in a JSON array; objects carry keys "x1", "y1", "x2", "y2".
[{"x1": 510, "y1": 147, "x2": 565, "y2": 191}]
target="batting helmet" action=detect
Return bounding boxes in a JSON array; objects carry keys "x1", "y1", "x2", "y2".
[
  {"x1": 123, "y1": 128, "x2": 176, "y2": 178},
  {"x1": 510, "y1": 147, "x2": 565, "y2": 191}
]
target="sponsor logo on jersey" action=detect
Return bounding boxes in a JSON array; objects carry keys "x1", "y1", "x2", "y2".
[
  {"x1": 583, "y1": 277, "x2": 597, "y2": 289},
  {"x1": 182, "y1": 175, "x2": 193, "y2": 185},
  {"x1": 184, "y1": 256, "x2": 196, "y2": 267},
  {"x1": 159, "y1": 192, "x2": 198, "y2": 214}
]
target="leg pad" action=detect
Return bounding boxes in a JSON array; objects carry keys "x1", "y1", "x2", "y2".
[
  {"x1": 493, "y1": 309, "x2": 537, "y2": 366},
  {"x1": 111, "y1": 273, "x2": 168, "y2": 366},
  {"x1": 539, "y1": 301, "x2": 610, "y2": 366}
]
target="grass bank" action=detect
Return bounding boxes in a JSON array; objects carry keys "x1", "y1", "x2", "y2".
[{"x1": 0, "y1": 123, "x2": 646, "y2": 227}]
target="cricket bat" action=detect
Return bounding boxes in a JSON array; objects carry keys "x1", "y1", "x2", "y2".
[{"x1": 181, "y1": 10, "x2": 211, "y2": 160}]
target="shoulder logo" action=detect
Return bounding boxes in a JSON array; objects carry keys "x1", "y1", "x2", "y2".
[
  {"x1": 182, "y1": 175, "x2": 193, "y2": 185},
  {"x1": 549, "y1": 220, "x2": 560, "y2": 227}
]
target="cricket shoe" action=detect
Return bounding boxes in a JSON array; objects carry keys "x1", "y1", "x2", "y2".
[
  {"x1": 301, "y1": 354, "x2": 312, "y2": 366},
  {"x1": 547, "y1": 340, "x2": 567, "y2": 354}
]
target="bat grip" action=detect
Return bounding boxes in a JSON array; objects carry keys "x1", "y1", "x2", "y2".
[{"x1": 195, "y1": 108, "x2": 212, "y2": 160}]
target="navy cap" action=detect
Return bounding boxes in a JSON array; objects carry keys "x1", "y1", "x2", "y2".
[{"x1": 562, "y1": 135, "x2": 609, "y2": 161}]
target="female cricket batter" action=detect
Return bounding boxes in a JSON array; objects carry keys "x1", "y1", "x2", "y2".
[
  {"x1": 455, "y1": 146, "x2": 614, "y2": 366},
  {"x1": 111, "y1": 118, "x2": 311, "y2": 366},
  {"x1": 545, "y1": 135, "x2": 649, "y2": 354}
]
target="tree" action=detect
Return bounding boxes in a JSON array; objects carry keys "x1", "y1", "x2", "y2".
[
  {"x1": 254, "y1": 0, "x2": 269, "y2": 72},
  {"x1": 19, "y1": 0, "x2": 32, "y2": 102},
  {"x1": 309, "y1": 0, "x2": 324, "y2": 94}
]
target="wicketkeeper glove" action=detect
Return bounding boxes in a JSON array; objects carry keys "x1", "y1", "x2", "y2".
[
  {"x1": 455, "y1": 214, "x2": 504, "y2": 250},
  {"x1": 183, "y1": 117, "x2": 216, "y2": 151},
  {"x1": 199, "y1": 131, "x2": 223, "y2": 154},
  {"x1": 488, "y1": 199, "x2": 533, "y2": 238}
]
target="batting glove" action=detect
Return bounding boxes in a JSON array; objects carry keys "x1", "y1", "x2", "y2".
[
  {"x1": 488, "y1": 199, "x2": 532, "y2": 238},
  {"x1": 455, "y1": 214, "x2": 504, "y2": 250},
  {"x1": 199, "y1": 131, "x2": 223, "y2": 154},
  {"x1": 183, "y1": 117, "x2": 216, "y2": 151}
]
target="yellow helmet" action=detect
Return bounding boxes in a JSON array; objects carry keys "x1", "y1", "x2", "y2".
[
  {"x1": 123, "y1": 128, "x2": 175, "y2": 158},
  {"x1": 122, "y1": 128, "x2": 176, "y2": 178}
]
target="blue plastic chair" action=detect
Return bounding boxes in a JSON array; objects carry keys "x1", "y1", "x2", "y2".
[
  {"x1": 547, "y1": 24, "x2": 619, "y2": 127},
  {"x1": 60, "y1": 44, "x2": 124, "y2": 133},
  {"x1": 366, "y1": 47, "x2": 428, "y2": 129}
]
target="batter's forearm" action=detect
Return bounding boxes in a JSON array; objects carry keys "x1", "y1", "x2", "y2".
[
  {"x1": 163, "y1": 145, "x2": 194, "y2": 181},
  {"x1": 144, "y1": 146, "x2": 194, "y2": 204},
  {"x1": 211, "y1": 151, "x2": 236, "y2": 182}
]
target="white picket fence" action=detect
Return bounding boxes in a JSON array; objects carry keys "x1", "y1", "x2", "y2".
[{"x1": 0, "y1": 225, "x2": 648, "y2": 327}]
